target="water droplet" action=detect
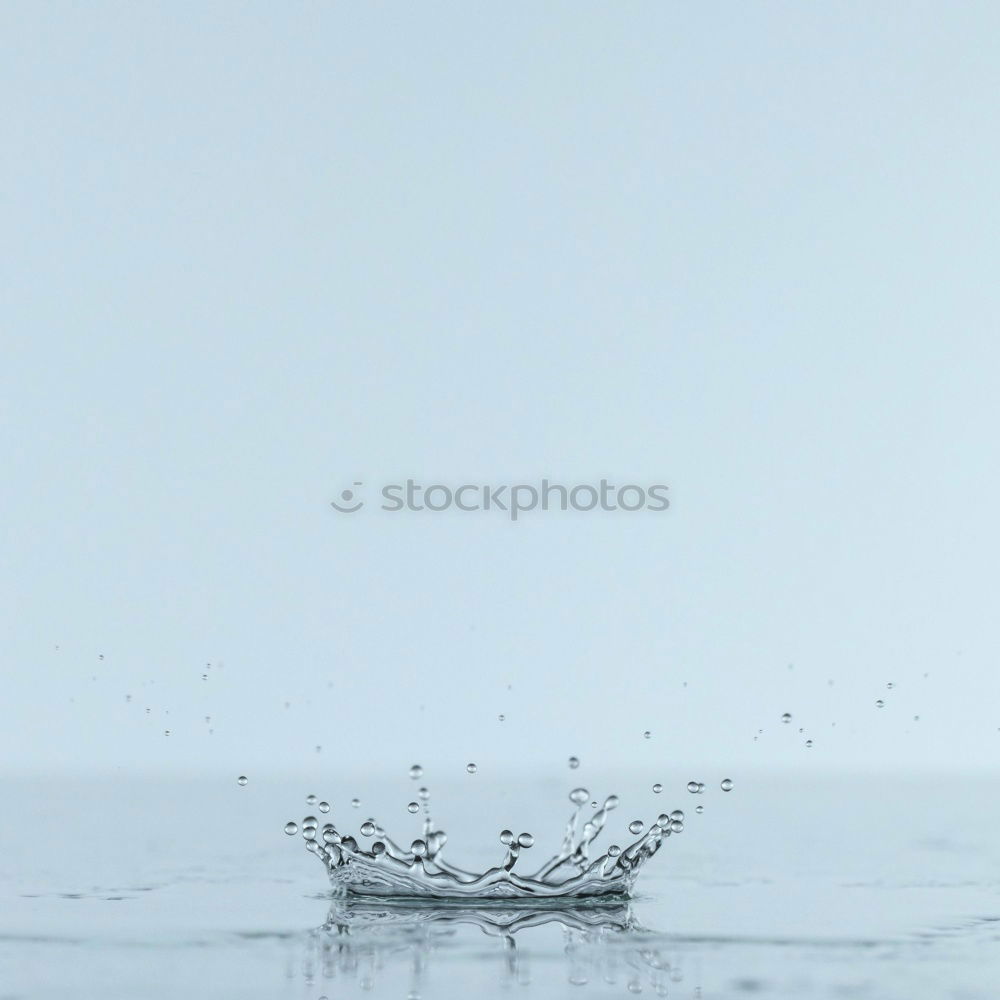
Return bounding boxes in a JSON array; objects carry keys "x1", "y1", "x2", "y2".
[
  {"x1": 360, "y1": 821, "x2": 376, "y2": 837},
  {"x1": 670, "y1": 810, "x2": 684, "y2": 822},
  {"x1": 876, "y1": 699, "x2": 885, "y2": 708},
  {"x1": 656, "y1": 814, "x2": 670, "y2": 827},
  {"x1": 302, "y1": 826, "x2": 316, "y2": 841},
  {"x1": 409, "y1": 764, "x2": 423, "y2": 779},
  {"x1": 670, "y1": 820, "x2": 684, "y2": 833},
  {"x1": 237, "y1": 775, "x2": 248, "y2": 786},
  {"x1": 164, "y1": 730, "x2": 170, "y2": 736},
  {"x1": 695, "y1": 805, "x2": 704, "y2": 814},
  {"x1": 887, "y1": 682, "x2": 895, "y2": 689},
  {"x1": 498, "y1": 714, "x2": 505, "y2": 722},
  {"x1": 315, "y1": 745, "x2": 322, "y2": 753},
  {"x1": 351, "y1": 798, "x2": 360, "y2": 809},
  {"x1": 628, "y1": 820, "x2": 645, "y2": 835},
  {"x1": 605, "y1": 795, "x2": 620, "y2": 809},
  {"x1": 568, "y1": 756, "x2": 580, "y2": 769},
  {"x1": 697, "y1": 782, "x2": 705, "y2": 793},
  {"x1": 781, "y1": 713, "x2": 792, "y2": 724},
  {"x1": 687, "y1": 781, "x2": 699, "y2": 793},
  {"x1": 319, "y1": 801, "x2": 330, "y2": 813},
  {"x1": 305, "y1": 839, "x2": 318, "y2": 852},
  {"x1": 466, "y1": 763, "x2": 477, "y2": 774},
  {"x1": 303, "y1": 815, "x2": 317, "y2": 828},
  {"x1": 721, "y1": 778, "x2": 733, "y2": 792},
  {"x1": 517, "y1": 832, "x2": 534, "y2": 848},
  {"x1": 284, "y1": 822, "x2": 298, "y2": 836},
  {"x1": 569, "y1": 787, "x2": 589, "y2": 805},
  {"x1": 411, "y1": 839, "x2": 427, "y2": 857},
  {"x1": 607, "y1": 844, "x2": 621, "y2": 857},
  {"x1": 805, "y1": 739, "x2": 814, "y2": 748},
  {"x1": 499, "y1": 829, "x2": 514, "y2": 845},
  {"x1": 306, "y1": 794, "x2": 317, "y2": 806},
  {"x1": 322, "y1": 829, "x2": 339, "y2": 845},
  {"x1": 417, "y1": 786, "x2": 430, "y2": 801},
  {"x1": 407, "y1": 801, "x2": 419, "y2": 814},
  {"x1": 914, "y1": 715, "x2": 920, "y2": 722},
  {"x1": 643, "y1": 730, "x2": 651, "y2": 739},
  {"x1": 652, "y1": 783, "x2": 663, "y2": 794},
  {"x1": 371, "y1": 841, "x2": 386, "y2": 855}
]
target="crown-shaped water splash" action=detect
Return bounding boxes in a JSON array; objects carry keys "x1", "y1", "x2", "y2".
[{"x1": 287, "y1": 787, "x2": 685, "y2": 899}]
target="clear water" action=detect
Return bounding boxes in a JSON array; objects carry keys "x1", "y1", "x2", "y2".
[{"x1": 3, "y1": 772, "x2": 999, "y2": 998}]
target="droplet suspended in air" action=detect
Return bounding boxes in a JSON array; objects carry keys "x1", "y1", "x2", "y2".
[
  {"x1": 407, "y1": 801, "x2": 419, "y2": 814},
  {"x1": 318, "y1": 801, "x2": 330, "y2": 813},
  {"x1": 687, "y1": 781, "x2": 700, "y2": 793},
  {"x1": 351, "y1": 798, "x2": 360, "y2": 809},
  {"x1": 517, "y1": 832, "x2": 534, "y2": 848},
  {"x1": 876, "y1": 699, "x2": 885, "y2": 708},
  {"x1": 652, "y1": 783, "x2": 662, "y2": 794},
  {"x1": 607, "y1": 845, "x2": 621, "y2": 857},
  {"x1": 306, "y1": 794, "x2": 317, "y2": 806},
  {"x1": 237, "y1": 775, "x2": 248, "y2": 786},
  {"x1": 409, "y1": 764, "x2": 423, "y2": 780},
  {"x1": 805, "y1": 739, "x2": 814, "y2": 748},
  {"x1": 721, "y1": 778, "x2": 734, "y2": 792},
  {"x1": 568, "y1": 756, "x2": 580, "y2": 769},
  {"x1": 670, "y1": 810, "x2": 684, "y2": 822},
  {"x1": 781, "y1": 713, "x2": 792, "y2": 724},
  {"x1": 284, "y1": 822, "x2": 298, "y2": 836},
  {"x1": 643, "y1": 730, "x2": 651, "y2": 739},
  {"x1": 499, "y1": 830, "x2": 514, "y2": 845},
  {"x1": 569, "y1": 787, "x2": 589, "y2": 805},
  {"x1": 360, "y1": 821, "x2": 376, "y2": 837},
  {"x1": 695, "y1": 805, "x2": 704, "y2": 814},
  {"x1": 466, "y1": 763, "x2": 477, "y2": 774},
  {"x1": 670, "y1": 820, "x2": 684, "y2": 833},
  {"x1": 628, "y1": 820, "x2": 645, "y2": 835},
  {"x1": 417, "y1": 787, "x2": 430, "y2": 801},
  {"x1": 498, "y1": 714, "x2": 505, "y2": 722}
]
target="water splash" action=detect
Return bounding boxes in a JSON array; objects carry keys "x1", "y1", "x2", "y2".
[{"x1": 288, "y1": 786, "x2": 682, "y2": 899}]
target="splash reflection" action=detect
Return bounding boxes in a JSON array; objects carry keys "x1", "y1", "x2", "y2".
[{"x1": 297, "y1": 897, "x2": 683, "y2": 996}]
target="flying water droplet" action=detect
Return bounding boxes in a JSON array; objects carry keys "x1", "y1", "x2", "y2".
[
  {"x1": 569, "y1": 787, "x2": 589, "y2": 805},
  {"x1": 781, "y1": 712, "x2": 792, "y2": 724},
  {"x1": 687, "y1": 781, "x2": 699, "y2": 793},
  {"x1": 360, "y1": 821, "x2": 376, "y2": 837},
  {"x1": 407, "y1": 801, "x2": 419, "y2": 814},
  {"x1": 721, "y1": 778, "x2": 733, "y2": 792},
  {"x1": 695, "y1": 805, "x2": 704, "y2": 814},
  {"x1": 499, "y1": 830, "x2": 514, "y2": 845},
  {"x1": 568, "y1": 756, "x2": 580, "y2": 769},
  {"x1": 284, "y1": 822, "x2": 298, "y2": 836},
  {"x1": 351, "y1": 798, "x2": 360, "y2": 809},
  {"x1": 306, "y1": 794, "x2": 317, "y2": 806},
  {"x1": 805, "y1": 739, "x2": 814, "y2": 748},
  {"x1": 652, "y1": 783, "x2": 662, "y2": 794},
  {"x1": 319, "y1": 801, "x2": 330, "y2": 813},
  {"x1": 466, "y1": 763, "x2": 477, "y2": 774},
  {"x1": 876, "y1": 700, "x2": 885, "y2": 708},
  {"x1": 670, "y1": 810, "x2": 684, "y2": 822},
  {"x1": 643, "y1": 730, "x2": 651, "y2": 739},
  {"x1": 409, "y1": 764, "x2": 423, "y2": 779},
  {"x1": 517, "y1": 832, "x2": 534, "y2": 848},
  {"x1": 628, "y1": 820, "x2": 645, "y2": 835},
  {"x1": 237, "y1": 775, "x2": 248, "y2": 786}
]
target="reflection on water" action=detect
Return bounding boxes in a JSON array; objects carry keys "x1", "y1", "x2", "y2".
[{"x1": 298, "y1": 897, "x2": 683, "y2": 996}]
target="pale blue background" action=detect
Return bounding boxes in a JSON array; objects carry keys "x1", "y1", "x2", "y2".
[{"x1": 2, "y1": 2, "x2": 998, "y2": 777}]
